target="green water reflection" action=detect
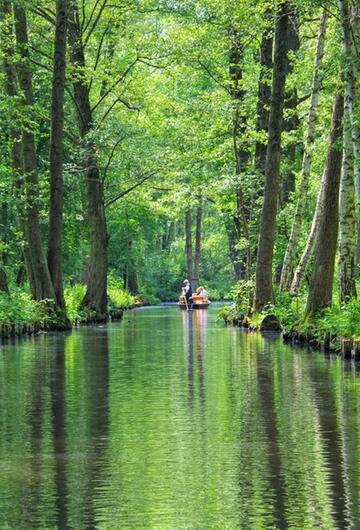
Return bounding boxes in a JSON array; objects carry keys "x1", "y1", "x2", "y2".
[{"x1": 1, "y1": 306, "x2": 360, "y2": 529}]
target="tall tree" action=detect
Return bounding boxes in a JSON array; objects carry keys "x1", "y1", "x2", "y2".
[
  {"x1": 280, "y1": 6, "x2": 300, "y2": 206},
  {"x1": 184, "y1": 204, "x2": 203, "y2": 290},
  {"x1": 253, "y1": 1, "x2": 291, "y2": 310},
  {"x1": 224, "y1": 219, "x2": 243, "y2": 280},
  {"x1": 48, "y1": 0, "x2": 68, "y2": 310},
  {"x1": 337, "y1": 0, "x2": 357, "y2": 301},
  {"x1": 290, "y1": 173, "x2": 325, "y2": 294},
  {"x1": 185, "y1": 209, "x2": 194, "y2": 288},
  {"x1": 228, "y1": 26, "x2": 251, "y2": 279},
  {"x1": 280, "y1": 12, "x2": 328, "y2": 291},
  {"x1": 68, "y1": 3, "x2": 108, "y2": 321},
  {"x1": 338, "y1": 1, "x2": 360, "y2": 210},
  {"x1": 338, "y1": 100, "x2": 356, "y2": 302},
  {"x1": 305, "y1": 93, "x2": 344, "y2": 315},
  {"x1": 0, "y1": 0, "x2": 22, "y2": 284},
  {"x1": 13, "y1": 4, "x2": 55, "y2": 301},
  {"x1": 0, "y1": 0, "x2": 37, "y2": 293},
  {"x1": 255, "y1": 10, "x2": 273, "y2": 174},
  {"x1": 193, "y1": 202, "x2": 203, "y2": 288}
]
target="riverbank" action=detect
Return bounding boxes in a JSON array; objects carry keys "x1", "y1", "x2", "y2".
[
  {"x1": 220, "y1": 285, "x2": 360, "y2": 360},
  {"x1": 223, "y1": 312, "x2": 360, "y2": 360},
  {"x1": 0, "y1": 283, "x2": 140, "y2": 340}
]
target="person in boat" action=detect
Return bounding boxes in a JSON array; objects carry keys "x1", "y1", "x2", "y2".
[
  {"x1": 183, "y1": 279, "x2": 192, "y2": 302},
  {"x1": 196, "y1": 286, "x2": 210, "y2": 303}
]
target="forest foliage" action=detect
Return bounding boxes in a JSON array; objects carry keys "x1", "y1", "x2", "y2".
[{"x1": 0, "y1": 0, "x2": 359, "y2": 336}]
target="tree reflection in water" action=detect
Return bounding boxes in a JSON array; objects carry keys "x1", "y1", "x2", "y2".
[
  {"x1": 182, "y1": 309, "x2": 207, "y2": 407},
  {"x1": 1, "y1": 308, "x2": 360, "y2": 528}
]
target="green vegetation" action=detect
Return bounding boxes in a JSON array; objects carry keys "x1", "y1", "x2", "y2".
[
  {"x1": 0, "y1": 0, "x2": 360, "y2": 344},
  {"x1": 0, "y1": 284, "x2": 138, "y2": 328},
  {"x1": 220, "y1": 280, "x2": 305, "y2": 331},
  {"x1": 0, "y1": 290, "x2": 50, "y2": 326},
  {"x1": 223, "y1": 279, "x2": 360, "y2": 348}
]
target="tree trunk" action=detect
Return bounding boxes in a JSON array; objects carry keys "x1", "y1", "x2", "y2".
[
  {"x1": 162, "y1": 221, "x2": 175, "y2": 251},
  {"x1": 0, "y1": 268, "x2": 9, "y2": 294},
  {"x1": 339, "y1": 0, "x2": 360, "y2": 278},
  {"x1": 193, "y1": 204, "x2": 202, "y2": 287},
  {"x1": 356, "y1": 220, "x2": 360, "y2": 265},
  {"x1": 229, "y1": 26, "x2": 252, "y2": 280},
  {"x1": 280, "y1": 7, "x2": 300, "y2": 206},
  {"x1": 123, "y1": 241, "x2": 138, "y2": 295},
  {"x1": 99, "y1": 21, "x2": 120, "y2": 97},
  {"x1": 68, "y1": 5, "x2": 108, "y2": 321},
  {"x1": 255, "y1": 10, "x2": 273, "y2": 174},
  {"x1": 339, "y1": 1, "x2": 360, "y2": 210},
  {"x1": 305, "y1": 93, "x2": 344, "y2": 315},
  {"x1": 348, "y1": 3, "x2": 360, "y2": 270},
  {"x1": 14, "y1": 4, "x2": 55, "y2": 301},
  {"x1": 1, "y1": 1, "x2": 38, "y2": 295},
  {"x1": 337, "y1": 0, "x2": 358, "y2": 299},
  {"x1": 16, "y1": 263, "x2": 27, "y2": 286},
  {"x1": 0, "y1": 201, "x2": 9, "y2": 295},
  {"x1": 0, "y1": 1, "x2": 31, "y2": 286},
  {"x1": 338, "y1": 102, "x2": 356, "y2": 302},
  {"x1": 290, "y1": 173, "x2": 325, "y2": 294},
  {"x1": 224, "y1": 219, "x2": 244, "y2": 280},
  {"x1": 185, "y1": 209, "x2": 194, "y2": 289},
  {"x1": 253, "y1": 1, "x2": 290, "y2": 311},
  {"x1": 48, "y1": 0, "x2": 67, "y2": 310},
  {"x1": 280, "y1": 12, "x2": 328, "y2": 291},
  {"x1": 0, "y1": 199, "x2": 9, "y2": 293}
]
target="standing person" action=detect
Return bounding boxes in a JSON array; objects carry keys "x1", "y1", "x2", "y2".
[{"x1": 183, "y1": 279, "x2": 193, "y2": 307}]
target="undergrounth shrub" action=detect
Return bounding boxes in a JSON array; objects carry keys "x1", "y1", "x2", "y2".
[
  {"x1": 0, "y1": 291, "x2": 50, "y2": 325},
  {"x1": 107, "y1": 278, "x2": 138, "y2": 310}
]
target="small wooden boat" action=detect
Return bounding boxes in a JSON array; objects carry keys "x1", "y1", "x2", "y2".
[{"x1": 179, "y1": 294, "x2": 210, "y2": 310}]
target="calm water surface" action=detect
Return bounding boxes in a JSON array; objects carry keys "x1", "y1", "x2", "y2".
[{"x1": 1, "y1": 306, "x2": 360, "y2": 529}]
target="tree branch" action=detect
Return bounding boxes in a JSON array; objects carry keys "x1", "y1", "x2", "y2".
[
  {"x1": 88, "y1": 21, "x2": 111, "y2": 93},
  {"x1": 317, "y1": 2, "x2": 339, "y2": 21},
  {"x1": 105, "y1": 172, "x2": 156, "y2": 208},
  {"x1": 29, "y1": 44, "x2": 53, "y2": 62},
  {"x1": 30, "y1": 6, "x2": 55, "y2": 25},
  {"x1": 27, "y1": 57, "x2": 85, "y2": 123},
  {"x1": 296, "y1": 92, "x2": 312, "y2": 105},
  {"x1": 82, "y1": 0, "x2": 102, "y2": 33},
  {"x1": 83, "y1": 0, "x2": 108, "y2": 48},
  {"x1": 81, "y1": 0, "x2": 87, "y2": 31},
  {"x1": 91, "y1": 57, "x2": 138, "y2": 112},
  {"x1": 103, "y1": 135, "x2": 128, "y2": 180},
  {"x1": 28, "y1": 57, "x2": 50, "y2": 71},
  {"x1": 97, "y1": 97, "x2": 140, "y2": 127},
  {"x1": 92, "y1": 21, "x2": 111, "y2": 72},
  {"x1": 198, "y1": 60, "x2": 231, "y2": 94}
]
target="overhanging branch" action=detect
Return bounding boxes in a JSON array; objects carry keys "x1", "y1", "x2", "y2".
[
  {"x1": 105, "y1": 172, "x2": 156, "y2": 208},
  {"x1": 91, "y1": 57, "x2": 139, "y2": 112}
]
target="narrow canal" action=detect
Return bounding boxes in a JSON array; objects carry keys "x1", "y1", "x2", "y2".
[{"x1": 1, "y1": 305, "x2": 360, "y2": 529}]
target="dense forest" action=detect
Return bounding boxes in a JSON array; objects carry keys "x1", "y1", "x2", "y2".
[{"x1": 0, "y1": 0, "x2": 359, "y2": 341}]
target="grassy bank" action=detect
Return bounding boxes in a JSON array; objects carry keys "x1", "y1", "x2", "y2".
[
  {"x1": 0, "y1": 280, "x2": 139, "y2": 339},
  {"x1": 220, "y1": 280, "x2": 360, "y2": 357}
]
